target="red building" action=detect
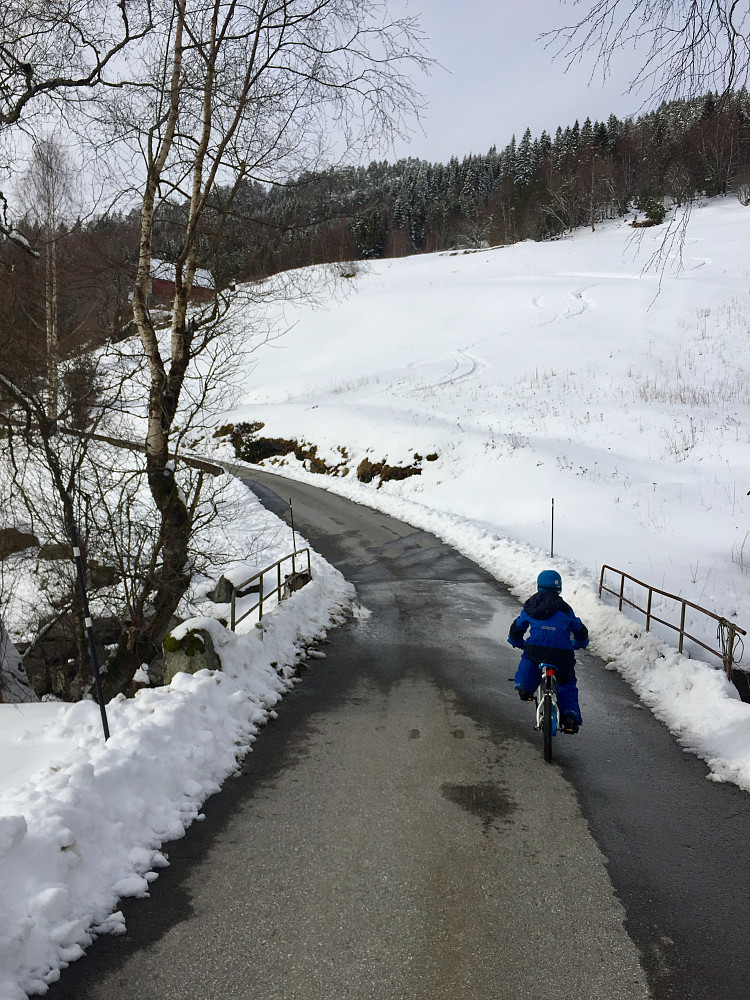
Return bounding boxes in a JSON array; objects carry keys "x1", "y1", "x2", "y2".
[{"x1": 149, "y1": 258, "x2": 215, "y2": 305}]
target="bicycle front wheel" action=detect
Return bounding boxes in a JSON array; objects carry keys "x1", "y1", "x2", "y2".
[{"x1": 542, "y1": 695, "x2": 553, "y2": 762}]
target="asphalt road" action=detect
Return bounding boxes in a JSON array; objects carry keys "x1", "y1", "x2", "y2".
[{"x1": 47, "y1": 469, "x2": 750, "y2": 1000}]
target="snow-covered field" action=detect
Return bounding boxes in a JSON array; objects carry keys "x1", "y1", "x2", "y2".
[
  {"x1": 218, "y1": 200, "x2": 750, "y2": 627},
  {"x1": 206, "y1": 197, "x2": 750, "y2": 786},
  {"x1": 2, "y1": 197, "x2": 750, "y2": 997}
]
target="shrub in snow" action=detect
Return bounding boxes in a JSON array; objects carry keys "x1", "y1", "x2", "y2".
[{"x1": 632, "y1": 195, "x2": 666, "y2": 226}]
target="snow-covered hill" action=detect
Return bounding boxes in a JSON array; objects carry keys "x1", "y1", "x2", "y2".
[
  {"x1": 208, "y1": 197, "x2": 750, "y2": 789},
  {"x1": 218, "y1": 199, "x2": 750, "y2": 640}
]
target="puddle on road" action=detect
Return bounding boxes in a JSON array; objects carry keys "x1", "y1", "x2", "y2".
[
  {"x1": 441, "y1": 781, "x2": 517, "y2": 827},
  {"x1": 477, "y1": 606, "x2": 516, "y2": 644}
]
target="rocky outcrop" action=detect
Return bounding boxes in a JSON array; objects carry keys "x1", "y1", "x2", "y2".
[
  {"x1": 21, "y1": 615, "x2": 121, "y2": 701},
  {"x1": 37, "y1": 542, "x2": 70, "y2": 561},
  {"x1": 162, "y1": 626, "x2": 221, "y2": 685},
  {"x1": 208, "y1": 575, "x2": 234, "y2": 603},
  {"x1": 0, "y1": 617, "x2": 36, "y2": 703},
  {"x1": 0, "y1": 528, "x2": 39, "y2": 560}
]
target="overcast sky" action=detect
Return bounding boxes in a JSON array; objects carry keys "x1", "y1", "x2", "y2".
[{"x1": 387, "y1": 0, "x2": 646, "y2": 164}]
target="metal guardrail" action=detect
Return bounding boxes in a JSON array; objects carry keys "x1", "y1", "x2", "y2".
[
  {"x1": 66, "y1": 428, "x2": 225, "y2": 477},
  {"x1": 599, "y1": 564, "x2": 746, "y2": 679},
  {"x1": 230, "y1": 549, "x2": 312, "y2": 631}
]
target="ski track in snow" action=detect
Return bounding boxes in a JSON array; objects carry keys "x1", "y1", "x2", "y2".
[
  {"x1": 532, "y1": 293, "x2": 558, "y2": 326},
  {"x1": 401, "y1": 348, "x2": 488, "y2": 398},
  {"x1": 436, "y1": 349, "x2": 480, "y2": 386},
  {"x1": 532, "y1": 284, "x2": 595, "y2": 325},
  {"x1": 565, "y1": 285, "x2": 596, "y2": 319}
]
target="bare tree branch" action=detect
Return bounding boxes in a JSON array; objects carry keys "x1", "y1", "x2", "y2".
[
  {"x1": 0, "y1": 0, "x2": 154, "y2": 127},
  {"x1": 545, "y1": 1, "x2": 750, "y2": 103}
]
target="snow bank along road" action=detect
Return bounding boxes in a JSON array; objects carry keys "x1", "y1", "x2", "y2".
[{"x1": 48, "y1": 470, "x2": 750, "y2": 1000}]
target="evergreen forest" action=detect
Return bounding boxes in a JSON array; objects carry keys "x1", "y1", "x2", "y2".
[{"x1": 4, "y1": 89, "x2": 750, "y2": 366}]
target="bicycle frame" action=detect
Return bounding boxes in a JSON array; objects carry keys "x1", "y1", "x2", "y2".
[
  {"x1": 534, "y1": 665, "x2": 559, "y2": 727},
  {"x1": 534, "y1": 663, "x2": 560, "y2": 761}
]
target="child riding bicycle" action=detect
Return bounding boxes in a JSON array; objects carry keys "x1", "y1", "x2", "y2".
[{"x1": 507, "y1": 570, "x2": 589, "y2": 734}]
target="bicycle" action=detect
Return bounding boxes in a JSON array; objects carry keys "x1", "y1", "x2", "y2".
[{"x1": 534, "y1": 662, "x2": 560, "y2": 763}]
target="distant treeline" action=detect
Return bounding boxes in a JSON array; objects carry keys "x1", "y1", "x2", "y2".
[
  {"x1": 3, "y1": 89, "x2": 750, "y2": 369},
  {"x1": 199, "y1": 88, "x2": 750, "y2": 282}
]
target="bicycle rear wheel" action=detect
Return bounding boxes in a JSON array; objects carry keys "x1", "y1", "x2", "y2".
[{"x1": 542, "y1": 695, "x2": 553, "y2": 762}]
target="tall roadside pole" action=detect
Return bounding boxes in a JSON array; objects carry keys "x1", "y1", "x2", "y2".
[
  {"x1": 550, "y1": 497, "x2": 555, "y2": 558},
  {"x1": 68, "y1": 520, "x2": 110, "y2": 740}
]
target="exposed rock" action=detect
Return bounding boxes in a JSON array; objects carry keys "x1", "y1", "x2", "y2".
[
  {"x1": 356, "y1": 457, "x2": 421, "y2": 487},
  {"x1": 731, "y1": 668, "x2": 750, "y2": 704},
  {"x1": 208, "y1": 575, "x2": 259, "y2": 602},
  {"x1": 162, "y1": 627, "x2": 220, "y2": 685},
  {"x1": 208, "y1": 575, "x2": 234, "y2": 603},
  {"x1": 146, "y1": 656, "x2": 165, "y2": 686},
  {"x1": 0, "y1": 528, "x2": 39, "y2": 560},
  {"x1": 356, "y1": 457, "x2": 378, "y2": 484},
  {"x1": 88, "y1": 562, "x2": 120, "y2": 589},
  {"x1": 283, "y1": 570, "x2": 312, "y2": 598},
  {"x1": 0, "y1": 618, "x2": 36, "y2": 703},
  {"x1": 21, "y1": 614, "x2": 121, "y2": 701},
  {"x1": 38, "y1": 542, "x2": 70, "y2": 561}
]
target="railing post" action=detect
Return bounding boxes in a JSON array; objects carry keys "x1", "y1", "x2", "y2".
[
  {"x1": 618, "y1": 572, "x2": 625, "y2": 611},
  {"x1": 290, "y1": 499, "x2": 297, "y2": 575},
  {"x1": 646, "y1": 589, "x2": 653, "y2": 632},
  {"x1": 725, "y1": 624, "x2": 736, "y2": 680},
  {"x1": 230, "y1": 585, "x2": 236, "y2": 631},
  {"x1": 278, "y1": 562, "x2": 281, "y2": 601},
  {"x1": 679, "y1": 602, "x2": 686, "y2": 653},
  {"x1": 259, "y1": 571, "x2": 264, "y2": 621}
]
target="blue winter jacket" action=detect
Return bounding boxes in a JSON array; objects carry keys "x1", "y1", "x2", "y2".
[{"x1": 507, "y1": 590, "x2": 589, "y2": 669}]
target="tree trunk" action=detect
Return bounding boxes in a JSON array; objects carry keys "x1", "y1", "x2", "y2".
[
  {"x1": 101, "y1": 6, "x2": 195, "y2": 697},
  {"x1": 45, "y1": 234, "x2": 58, "y2": 423},
  {"x1": 69, "y1": 591, "x2": 91, "y2": 701}
]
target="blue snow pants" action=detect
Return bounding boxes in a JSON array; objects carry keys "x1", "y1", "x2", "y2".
[{"x1": 514, "y1": 653, "x2": 582, "y2": 725}]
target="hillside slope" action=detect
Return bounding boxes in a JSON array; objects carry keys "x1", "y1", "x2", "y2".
[{"x1": 219, "y1": 199, "x2": 750, "y2": 642}]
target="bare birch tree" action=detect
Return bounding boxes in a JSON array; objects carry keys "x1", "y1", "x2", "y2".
[
  {"x1": 19, "y1": 137, "x2": 77, "y2": 422},
  {"x1": 81, "y1": 0, "x2": 428, "y2": 694}
]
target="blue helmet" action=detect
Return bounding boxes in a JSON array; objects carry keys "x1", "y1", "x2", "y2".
[{"x1": 537, "y1": 570, "x2": 562, "y2": 594}]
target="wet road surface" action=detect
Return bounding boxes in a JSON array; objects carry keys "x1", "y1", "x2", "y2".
[{"x1": 46, "y1": 469, "x2": 750, "y2": 1000}]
